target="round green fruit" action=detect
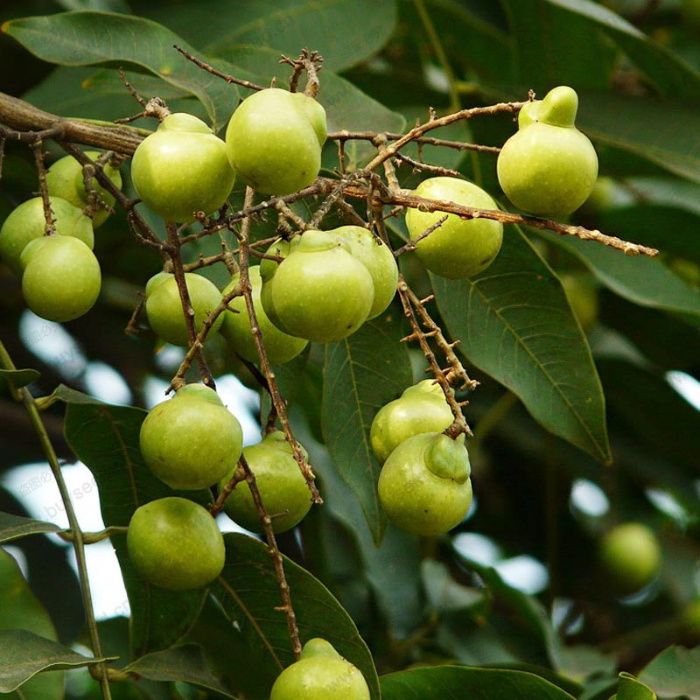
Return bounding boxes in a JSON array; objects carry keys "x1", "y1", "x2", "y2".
[
  {"x1": 0, "y1": 196, "x2": 94, "y2": 274},
  {"x1": 600, "y1": 522, "x2": 661, "y2": 594},
  {"x1": 21, "y1": 235, "x2": 101, "y2": 322},
  {"x1": 560, "y1": 272, "x2": 599, "y2": 331},
  {"x1": 497, "y1": 86, "x2": 598, "y2": 217},
  {"x1": 221, "y1": 431, "x2": 311, "y2": 533},
  {"x1": 261, "y1": 230, "x2": 374, "y2": 343},
  {"x1": 221, "y1": 266, "x2": 308, "y2": 365},
  {"x1": 370, "y1": 380, "x2": 453, "y2": 463},
  {"x1": 405, "y1": 177, "x2": 503, "y2": 279},
  {"x1": 270, "y1": 638, "x2": 370, "y2": 700},
  {"x1": 131, "y1": 112, "x2": 235, "y2": 222},
  {"x1": 145, "y1": 272, "x2": 224, "y2": 347},
  {"x1": 127, "y1": 497, "x2": 225, "y2": 590},
  {"x1": 140, "y1": 384, "x2": 243, "y2": 490},
  {"x1": 378, "y1": 432, "x2": 472, "y2": 536},
  {"x1": 225, "y1": 88, "x2": 326, "y2": 196},
  {"x1": 332, "y1": 226, "x2": 398, "y2": 318},
  {"x1": 46, "y1": 151, "x2": 122, "y2": 227}
]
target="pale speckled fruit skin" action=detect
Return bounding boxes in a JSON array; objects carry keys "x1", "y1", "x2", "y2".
[
  {"x1": 600, "y1": 522, "x2": 661, "y2": 595},
  {"x1": 560, "y1": 273, "x2": 599, "y2": 331},
  {"x1": 221, "y1": 266, "x2": 308, "y2": 365},
  {"x1": 333, "y1": 225, "x2": 398, "y2": 318},
  {"x1": 370, "y1": 379, "x2": 453, "y2": 463},
  {"x1": 270, "y1": 638, "x2": 370, "y2": 700},
  {"x1": 379, "y1": 432, "x2": 473, "y2": 536},
  {"x1": 225, "y1": 88, "x2": 326, "y2": 195},
  {"x1": 261, "y1": 231, "x2": 374, "y2": 343},
  {"x1": 145, "y1": 272, "x2": 223, "y2": 347},
  {"x1": 46, "y1": 151, "x2": 122, "y2": 228},
  {"x1": 127, "y1": 497, "x2": 225, "y2": 590},
  {"x1": 221, "y1": 432, "x2": 311, "y2": 533},
  {"x1": 131, "y1": 113, "x2": 235, "y2": 222},
  {"x1": 405, "y1": 177, "x2": 503, "y2": 279},
  {"x1": 22, "y1": 236, "x2": 101, "y2": 322},
  {"x1": 140, "y1": 392, "x2": 242, "y2": 490},
  {"x1": 0, "y1": 196, "x2": 94, "y2": 274}
]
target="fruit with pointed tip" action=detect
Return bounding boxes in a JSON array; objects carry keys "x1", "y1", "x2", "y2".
[
  {"x1": 600, "y1": 522, "x2": 661, "y2": 594},
  {"x1": 270, "y1": 638, "x2": 370, "y2": 700},
  {"x1": 497, "y1": 86, "x2": 598, "y2": 216},
  {"x1": 140, "y1": 384, "x2": 242, "y2": 490},
  {"x1": 131, "y1": 113, "x2": 235, "y2": 222},
  {"x1": 127, "y1": 497, "x2": 225, "y2": 590},
  {"x1": 405, "y1": 177, "x2": 503, "y2": 279},
  {"x1": 225, "y1": 87, "x2": 327, "y2": 195},
  {"x1": 370, "y1": 380, "x2": 454, "y2": 463},
  {"x1": 378, "y1": 432, "x2": 473, "y2": 536}
]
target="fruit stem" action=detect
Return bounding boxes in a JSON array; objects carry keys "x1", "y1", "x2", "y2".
[{"x1": 30, "y1": 140, "x2": 57, "y2": 236}]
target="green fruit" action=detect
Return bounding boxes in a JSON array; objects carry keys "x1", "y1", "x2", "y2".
[
  {"x1": 370, "y1": 380, "x2": 453, "y2": 463},
  {"x1": 270, "y1": 638, "x2": 370, "y2": 700},
  {"x1": 175, "y1": 382, "x2": 223, "y2": 405},
  {"x1": 221, "y1": 266, "x2": 308, "y2": 365},
  {"x1": 145, "y1": 272, "x2": 224, "y2": 347},
  {"x1": 560, "y1": 272, "x2": 599, "y2": 331},
  {"x1": 131, "y1": 113, "x2": 235, "y2": 222},
  {"x1": 225, "y1": 87, "x2": 327, "y2": 195},
  {"x1": 378, "y1": 432, "x2": 472, "y2": 536},
  {"x1": 127, "y1": 497, "x2": 225, "y2": 590},
  {"x1": 600, "y1": 522, "x2": 661, "y2": 594},
  {"x1": 0, "y1": 196, "x2": 94, "y2": 274},
  {"x1": 221, "y1": 431, "x2": 311, "y2": 533},
  {"x1": 405, "y1": 177, "x2": 503, "y2": 279},
  {"x1": 140, "y1": 385, "x2": 243, "y2": 490},
  {"x1": 261, "y1": 230, "x2": 374, "y2": 343},
  {"x1": 333, "y1": 226, "x2": 398, "y2": 318},
  {"x1": 46, "y1": 150, "x2": 122, "y2": 227},
  {"x1": 21, "y1": 235, "x2": 101, "y2": 322},
  {"x1": 497, "y1": 86, "x2": 598, "y2": 217}
]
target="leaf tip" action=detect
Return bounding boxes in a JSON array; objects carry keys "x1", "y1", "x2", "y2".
[{"x1": 1, "y1": 20, "x2": 12, "y2": 34}]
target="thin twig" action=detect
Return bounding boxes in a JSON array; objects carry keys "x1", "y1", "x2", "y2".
[
  {"x1": 209, "y1": 464, "x2": 246, "y2": 517},
  {"x1": 31, "y1": 140, "x2": 56, "y2": 236},
  {"x1": 174, "y1": 45, "x2": 266, "y2": 92},
  {"x1": 394, "y1": 152, "x2": 464, "y2": 179}
]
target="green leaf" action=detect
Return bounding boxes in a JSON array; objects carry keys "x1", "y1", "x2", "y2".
[
  {"x1": 0, "y1": 630, "x2": 109, "y2": 693},
  {"x1": 2, "y1": 11, "x2": 238, "y2": 130},
  {"x1": 64, "y1": 403, "x2": 207, "y2": 655},
  {"x1": 0, "y1": 512, "x2": 60, "y2": 544},
  {"x1": 380, "y1": 665, "x2": 577, "y2": 699},
  {"x1": 36, "y1": 383, "x2": 106, "y2": 410},
  {"x1": 0, "y1": 368, "x2": 40, "y2": 390},
  {"x1": 125, "y1": 644, "x2": 236, "y2": 698},
  {"x1": 615, "y1": 672, "x2": 657, "y2": 700},
  {"x1": 639, "y1": 646, "x2": 700, "y2": 700},
  {"x1": 211, "y1": 533, "x2": 380, "y2": 700},
  {"x1": 432, "y1": 227, "x2": 611, "y2": 463},
  {"x1": 322, "y1": 315, "x2": 414, "y2": 543}
]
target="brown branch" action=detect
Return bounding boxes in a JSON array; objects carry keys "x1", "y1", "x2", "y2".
[
  {"x1": 174, "y1": 45, "x2": 266, "y2": 92},
  {"x1": 209, "y1": 463, "x2": 246, "y2": 517},
  {"x1": 393, "y1": 215, "x2": 448, "y2": 257},
  {"x1": 281, "y1": 48, "x2": 323, "y2": 96},
  {"x1": 31, "y1": 140, "x2": 56, "y2": 236},
  {"x1": 394, "y1": 152, "x2": 464, "y2": 179}
]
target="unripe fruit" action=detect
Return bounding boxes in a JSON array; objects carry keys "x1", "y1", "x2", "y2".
[
  {"x1": 225, "y1": 88, "x2": 327, "y2": 195},
  {"x1": 0, "y1": 196, "x2": 94, "y2": 274},
  {"x1": 560, "y1": 273, "x2": 599, "y2": 331},
  {"x1": 131, "y1": 113, "x2": 235, "y2": 222},
  {"x1": 145, "y1": 272, "x2": 223, "y2": 347},
  {"x1": 221, "y1": 266, "x2": 308, "y2": 365},
  {"x1": 332, "y1": 226, "x2": 398, "y2": 318},
  {"x1": 46, "y1": 151, "x2": 122, "y2": 227},
  {"x1": 127, "y1": 497, "x2": 225, "y2": 590},
  {"x1": 405, "y1": 177, "x2": 503, "y2": 279},
  {"x1": 600, "y1": 522, "x2": 661, "y2": 594},
  {"x1": 270, "y1": 638, "x2": 370, "y2": 700},
  {"x1": 370, "y1": 380, "x2": 453, "y2": 463},
  {"x1": 261, "y1": 230, "x2": 374, "y2": 343},
  {"x1": 497, "y1": 86, "x2": 599, "y2": 216},
  {"x1": 21, "y1": 235, "x2": 101, "y2": 322},
  {"x1": 140, "y1": 384, "x2": 242, "y2": 490},
  {"x1": 221, "y1": 431, "x2": 311, "y2": 533},
  {"x1": 378, "y1": 432, "x2": 473, "y2": 536}
]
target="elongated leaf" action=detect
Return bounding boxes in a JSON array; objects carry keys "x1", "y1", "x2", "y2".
[
  {"x1": 639, "y1": 646, "x2": 700, "y2": 700},
  {"x1": 0, "y1": 630, "x2": 108, "y2": 693},
  {"x1": 126, "y1": 644, "x2": 236, "y2": 698},
  {"x1": 322, "y1": 315, "x2": 413, "y2": 543},
  {"x1": 211, "y1": 533, "x2": 380, "y2": 700},
  {"x1": 616, "y1": 672, "x2": 657, "y2": 700},
  {"x1": 2, "y1": 11, "x2": 238, "y2": 129},
  {"x1": 64, "y1": 402, "x2": 207, "y2": 655},
  {"x1": 0, "y1": 512, "x2": 60, "y2": 544},
  {"x1": 0, "y1": 369, "x2": 39, "y2": 390},
  {"x1": 432, "y1": 227, "x2": 610, "y2": 463},
  {"x1": 380, "y1": 665, "x2": 576, "y2": 699}
]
